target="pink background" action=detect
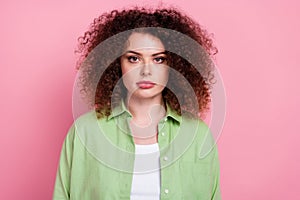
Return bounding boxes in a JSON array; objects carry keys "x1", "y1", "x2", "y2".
[{"x1": 1, "y1": 0, "x2": 299, "y2": 199}]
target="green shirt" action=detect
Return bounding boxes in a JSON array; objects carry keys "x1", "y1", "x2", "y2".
[{"x1": 53, "y1": 101, "x2": 221, "y2": 200}]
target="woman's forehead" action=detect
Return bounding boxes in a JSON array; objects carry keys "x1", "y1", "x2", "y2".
[{"x1": 124, "y1": 32, "x2": 165, "y2": 52}]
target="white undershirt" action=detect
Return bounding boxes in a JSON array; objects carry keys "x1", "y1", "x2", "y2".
[{"x1": 130, "y1": 143, "x2": 161, "y2": 200}]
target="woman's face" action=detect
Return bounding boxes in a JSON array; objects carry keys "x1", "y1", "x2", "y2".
[{"x1": 120, "y1": 32, "x2": 169, "y2": 101}]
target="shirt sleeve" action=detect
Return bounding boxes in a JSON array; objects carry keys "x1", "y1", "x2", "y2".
[
  {"x1": 211, "y1": 145, "x2": 221, "y2": 200},
  {"x1": 198, "y1": 121, "x2": 222, "y2": 200},
  {"x1": 53, "y1": 124, "x2": 76, "y2": 200}
]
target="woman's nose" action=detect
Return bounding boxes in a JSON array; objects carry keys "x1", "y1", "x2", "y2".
[{"x1": 140, "y1": 61, "x2": 152, "y2": 76}]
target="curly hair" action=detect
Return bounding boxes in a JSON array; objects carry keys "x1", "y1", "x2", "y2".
[{"x1": 76, "y1": 6, "x2": 218, "y2": 119}]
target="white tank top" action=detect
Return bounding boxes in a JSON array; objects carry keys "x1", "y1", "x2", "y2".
[{"x1": 130, "y1": 143, "x2": 161, "y2": 200}]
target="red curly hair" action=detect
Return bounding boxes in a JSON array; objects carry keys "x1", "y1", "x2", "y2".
[{"x1": 76, "y1": 6, "x2": 218, "y2": 119}]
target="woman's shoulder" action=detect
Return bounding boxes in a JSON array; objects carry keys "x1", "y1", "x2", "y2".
[
  {"x1": 73, "y1": 110, "x2": 100, "y2": 124},
  {"x1": 180, "y1": 114, "x2": 210, "y2": 133},
  {"x1": 179, "y1": 115, "x2": 217, "y2": 157},
  {"x1": 65, "y1": 110, "x2": 104, "y2": 138}
]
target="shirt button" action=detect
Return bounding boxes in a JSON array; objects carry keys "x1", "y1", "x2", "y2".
[
  {"x1": 164, "y1": 189, "x2": 169, "y2": 194},
  {"x1": 163, "y1": 156, "x2": 168, "y2": 161},
  {"x1": 161, "y1": 132, "x2": 165, "y2": 136},
  {"x1": 164, "y1": 117, "x2": 168, "y2": 122}
]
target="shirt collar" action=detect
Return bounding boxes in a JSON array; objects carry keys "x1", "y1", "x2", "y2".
[
  {"x1": 107, "y1": 99, "x2": 181, "y2": 123},
  {"x1": 165, "y1": 103, "x2": 181, "y2": 123},
  {"x1": 107, "y1": 99, "x2": 131, "y2": 120}
]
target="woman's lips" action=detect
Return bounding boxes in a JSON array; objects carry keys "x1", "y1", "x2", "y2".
[{"x1": 136, "y1": 81, "x2": 156, "y2": 89}]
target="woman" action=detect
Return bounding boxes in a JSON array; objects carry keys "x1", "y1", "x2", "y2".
[{"x1": 53, "y1": 6, "x2": 221, "y2": 200}]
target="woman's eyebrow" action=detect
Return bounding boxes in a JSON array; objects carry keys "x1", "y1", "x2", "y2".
[{"x1": 124, "y1": 50, "x2": 167, "y2": 56}]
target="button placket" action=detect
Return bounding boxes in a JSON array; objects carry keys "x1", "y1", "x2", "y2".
[
  {"x1": 158, "y1": 117, "x2": 167, "y2": 132},
  {"x1": 126, "y1": 145, "x2": 131, "y2": 151},
  {"x1": 125, "y1": 142, "x2": 134, "y2": 152}
]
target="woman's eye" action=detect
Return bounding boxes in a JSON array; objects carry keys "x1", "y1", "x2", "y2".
[
  {"x1": 154, "y1": 57, "x2": 166, "y2": 64},
  {"x1": 128, "y1": 56, "x2": 139, "y2": 63}
]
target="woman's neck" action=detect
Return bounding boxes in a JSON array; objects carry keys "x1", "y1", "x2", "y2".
[
  {"x1": 125, "y1": 95, "x2": 166, "y2": 144},
  {"x1": 125, "y1": 95, "x2": 166, "y2": 125}
]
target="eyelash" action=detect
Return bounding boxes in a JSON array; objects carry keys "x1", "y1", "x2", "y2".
[
  {"x1": 127, "y1": 56, "x2": 139, "y2": 63},
  {"x1": 154, "y1": 57, "x2": 166, "y2": 63},
  {"x1": 127, "y1": 56, "x2": 166, "y2": 64}
]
